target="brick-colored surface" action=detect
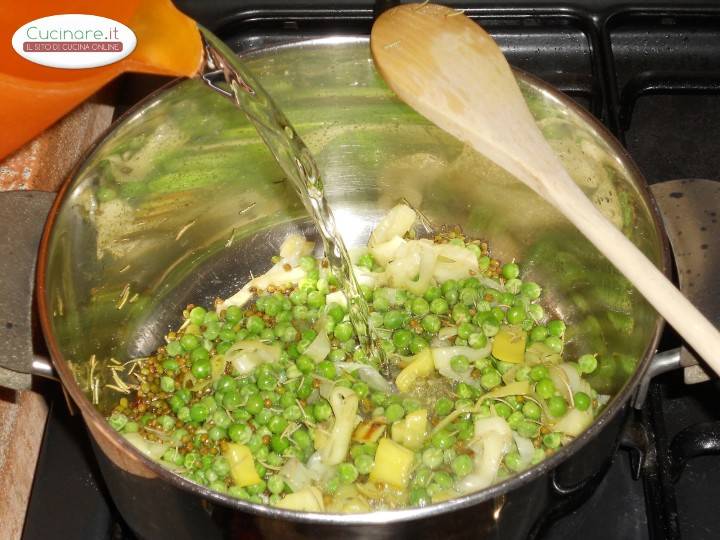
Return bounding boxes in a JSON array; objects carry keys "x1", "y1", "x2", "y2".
[
  {"x1": 0, "y1": 390, "x2": 49, "y2": 540},
  {"x1": 0, "y1": 95, "x2": 114, "y2": 192},
  {"x1": 0, "y1": 94, "x2": 115, "y2": 538}
]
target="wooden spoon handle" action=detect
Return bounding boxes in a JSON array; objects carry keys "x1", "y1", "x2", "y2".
[{"x1": 546, "y1": 167, "x2": 720, "y2": 371}]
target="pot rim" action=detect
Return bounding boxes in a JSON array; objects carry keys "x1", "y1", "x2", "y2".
[{"x1": 36, "y1": 35, "x2": 669, "y2": 525}]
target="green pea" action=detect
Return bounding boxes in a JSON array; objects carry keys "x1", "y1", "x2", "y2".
[
  {"x1": 521, "y1": 281, "x2": 542, "y2": 299},
  {"x1": 430, "y1": 298, "x2": 449, "y2": 315},
  {"x1": 352, "y1": 382, "x2": 370, "y2": 398},
  {"x1": 180, "y1": 334, "x2": 200, "y2": 351},
  {"x1": 165, "y1": 340, "x2": 183, "y2": 357},
  {"x1": 354, "y1": 453, "x2": 374, "y2": 475},
  {"x1": 505, "y1": 451, "x2": 523, "y2": 472},
  {"x1": 522, "y1": 401, "x2": 542, "y2": 420},
  {"x1": 544, "y1": 336, "x2": 564, "y2": 354},
  {"x1": 535, "y1": 378, "x2": 555, "y2": 399},
  {"x1": 373, "y1": 293, "x2": 390, "y2": 312},
  {"x1": 547, "y1": 396, "x2": 568, "y2": 417},
  {"x1": 393, "y1": 329, "x2": 414, "y2": 351},
  {"x1": 507, "y1": 411, "x2": 524, "y2": 429},
  {"x1": 267, "y1": 415, "x2": 288, "y2": 435},
  {"x1": 297, "y1": 378, "x2": 313, "y2": 399},
  {"x1": 517, "y1": 420, "x2": 540, "y2": 438},
  {"x1": 502, "y1": 262, "x2": 520, "y2": 280},
  {"x1": 457, "y1": 322, "x2": 474, "y2": 340},
  {"x1": 225, "y1": 305, "x2": 242, "y2": 323},
  {"x1": 454, "y1": 382, "x2": 474, "y2": 400},
  {"x1": 402, "y1": 398, "x2": 422, "y2": 413},
  {"x1": 466, "y1": 333, "x2": 487, "y2": 350},
  {"x1": 385, "y1": 403, "x2": 405, "y2": 423},
  {"x1": 307, "y1": 291, "x2": 325, "y2": 309},
  {"x1": 431, "y1": 429, "x2": 456, "y2": 449},
  {"x1": 313, "y1": 400, "x2": 332, "y2": 422},
  {"x1": 494, "y1": 402, "x2": 512, "y2": 418},
  {"x1": 338, "y1": 462, "x2": 359, "y2": 484},
  {"x1": 189, "y1": 403, "x2": 209, "y2": 423},
  {"x1": 201, "y1": 396, "x2": 218, "y2": 414},
  {"x1": 578, "y1": 354, "x2": 598, "y2": 374},
  {"x1": 158, "y1": 376, "x2": 175, "y2": 393},
  {"x1": 435, "y1": 397, "x2": 454, "y2": 417},
  {"x1": 383, "y1": 310, "x2": 405, "y2": 330},
  {"x1": 543, "y1": 432, "x2": 562, "y2": 449},
  {"x1": 108, "y1": 413, "x2": 128, "y2": 431},
  {"x1": 410, "y1": 336, "x2": 429, "y2": 355},
  {"x1": 409, "y1": 487, "x2": 431, "y2": 507},
  {"x1": 178, "y1": 410, "x2": 193, "y2": 428},
  {"x1": 176, "y1": 388, "x2": 192, "y2": 404},
  {"x1": 413, "y1": 466, "x2": 433, "y2": 487},
  {"x1": 292, "y1": 354, "x2": 312, "y2": 374},
  {"x1": 530, "y1": 326, "x2": 549, "y2": 342},
  {"x1": 254, "y1": 409, "x2": 272, "y2": 426},
  {"x1": 167, "y1": 392, "x2": 185, "y2": 413},
  {"x1": 257, "y1": 373, "x2": 277, "y2": 391},
  {"x1": 278, "y1": 324, "x2": 299, "y2": 343},
  {"x1": 424, "y1": 286, "x2": 442, "y2": 301},
  {"x1": 434, "y1": 471, "x2": 454, "y2": 489},
  {"x1": 452, "y1": 304, "x2": 471, "y2": 324},
  {"x1": 482, "y1": 320, "x2": 500, "y2": 337},
  {"x1": 162, "y1": 357, "x2": 180, "y2": 373},
  {"x1": 191, "y1": 358, "x2": 211, "y2": 380},
  {"x1": 316, "y1": 360, "x2": 336, "y2": 380},
  {"x1": 451, "y1": 454, "x2": 474, "y2": 477},
  {"x1": 245, "y1": 394, "x2": 265, "y2": 415},
  {"x1": 207, "y1": 426, "x2": 226, "y2": 441},
  {"x1": 450, "y1": 355, "x2": 470, "y2": 373},
  {"x1": 505, "y1": 278, "x2": 522, "y2": 294},
  {"x1": 444, "y1": 288, "x2": 459, "y2": 305},
  {"x1": 188, "y1": 306, "x2": 206, "y2": 326},
  {"x1": 530, "y1": 365, "x2": 549, "y2": 382},
  {"x1": 506, "y1": 306, "x2": 527, "y2": 324},
  {"x1": 574, "y1": 391, "x2": 591, "y2": 411},
  {"x1": 333, "y1": 322, "x2": 353, "y2": 342},
  {"x1": 527, "y1": 304, "x2": 545, "y2": 323},
  {"x1": 225, "y1": 422, "x2": 250, "y2": 444},
  {"x1": 246, "y1": 315, "x2": 265, "y2": 334},
  {"x1": 480, "y1": 370, "x2": 501, "y2": 390},
  {"x1": 323, "y1": 303, "x2": 344, "y2": 323},
  {"x1": 422, "y1": 447, "x2": 444, "y2": 469},
  {"x1": 328, "y1": 349, "x2": 346, "y2": 362},
  {"x1": 491, "y1": 307, "x2": 506, "y2": 322},
  {"x1": 214, "y1": 375, "x2": 236, "y2": 394},
  {"x1": 411, "y1": 297, "x2": 430, "y2": 316},
  {"x1": 547, "y1": 320, "x2": 566, "y2": 337},
  {"x1": 292, "y1": 428, "x2": 312, "y2": 450},
  {"x1": 514, "y1": 366, "x2": 531, "y2": 382},
  {"x1": 421, "y1": 314, "x2": 441, "y2": 333}
]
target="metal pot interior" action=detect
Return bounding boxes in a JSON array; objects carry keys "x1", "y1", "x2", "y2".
[{"x1": 41, "y1": 37, "x2": 665, "y2": 515}]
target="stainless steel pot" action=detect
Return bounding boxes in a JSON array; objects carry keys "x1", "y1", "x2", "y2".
[{"x1": 33, "y1": 37, "x2": 667, "y2": 539}]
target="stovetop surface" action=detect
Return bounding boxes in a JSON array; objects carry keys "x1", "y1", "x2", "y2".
[{"x1": 22, "y1": 2, "x2": 720, "y2": 539}]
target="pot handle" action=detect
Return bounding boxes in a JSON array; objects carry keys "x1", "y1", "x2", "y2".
[
  {"x1": 631, "y1": 180, "x2": 720, "y2": 408},
  {"x1": 0, "y1": 190, "x2": 58, "y2": 390}
]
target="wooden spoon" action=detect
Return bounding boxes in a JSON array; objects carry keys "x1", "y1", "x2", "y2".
[{"x1": 371, "y1": 3, "x2": 720, "y2": 373}]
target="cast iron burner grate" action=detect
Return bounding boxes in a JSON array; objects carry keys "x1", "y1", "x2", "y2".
[{"x1": 23, "y1": 2, "x2": 720, "y2": 539}]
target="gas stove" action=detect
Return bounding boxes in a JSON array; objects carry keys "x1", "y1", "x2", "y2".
[{"x1": 21, "y1": 2, "x2": 720, "y2": 539}]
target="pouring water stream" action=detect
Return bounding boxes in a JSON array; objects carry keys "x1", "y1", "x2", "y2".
[{"x1": 197, "y1": 30, "x2": 386, "y2": 367}]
